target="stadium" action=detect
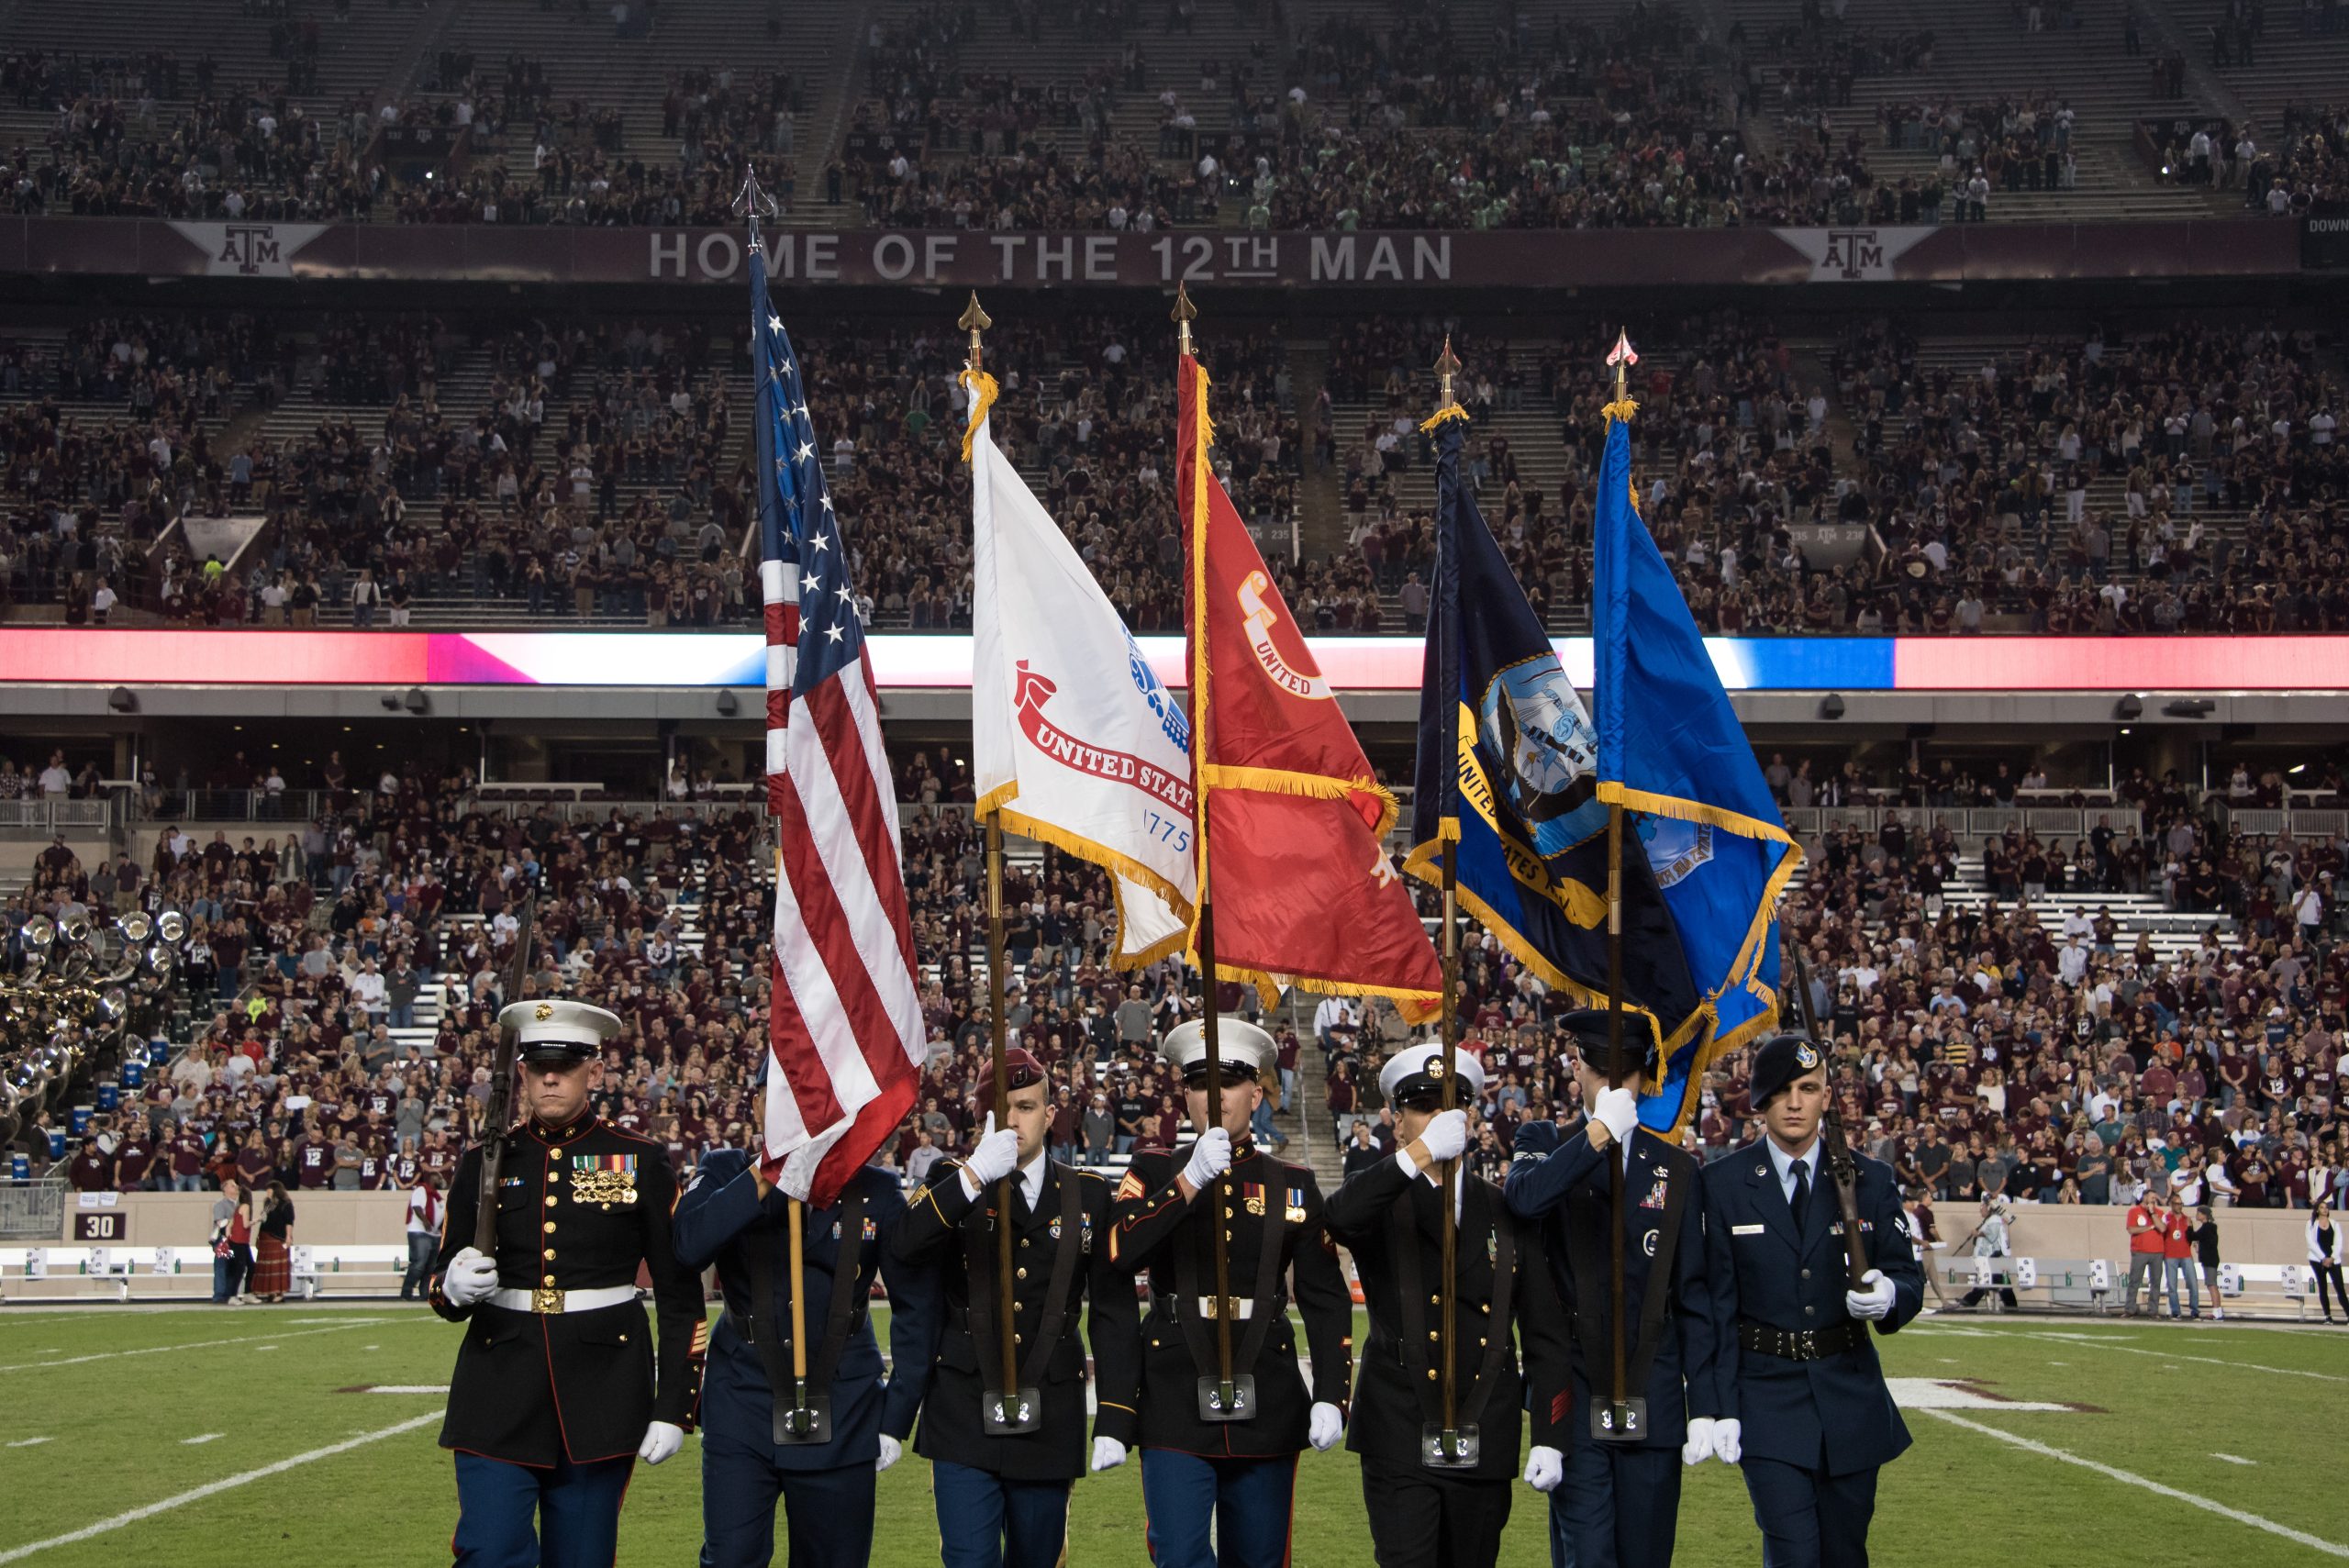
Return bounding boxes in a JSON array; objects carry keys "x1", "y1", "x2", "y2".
[{"x1": 0, "y1": 0, "x2": 2345, "y2": 1562}]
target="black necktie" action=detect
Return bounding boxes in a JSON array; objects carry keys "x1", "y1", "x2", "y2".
[{"x1": 1790, "y1": 1159, "x2": 1812, "y2": 1231}]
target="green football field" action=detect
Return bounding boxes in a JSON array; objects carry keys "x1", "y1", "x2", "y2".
[{"x1": 1, "y1": 1303, "x2": 2344, "y2": 1565}]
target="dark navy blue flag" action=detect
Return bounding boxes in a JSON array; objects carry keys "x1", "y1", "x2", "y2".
[{"x1": 1404, "y1": 411, "x2": 1699, "y2": 1072}]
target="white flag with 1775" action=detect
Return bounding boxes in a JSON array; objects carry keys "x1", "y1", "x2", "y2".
[{"x1": 968, "y1": 380, "x2": 1194, "y2": 964}]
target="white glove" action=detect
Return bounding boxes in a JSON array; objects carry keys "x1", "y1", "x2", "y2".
[
  {"x1": 1524, "y1": 1445, "x2": 1564, "y2": 1491},
  {"x1": 1090, "y1": 1436, "x2": 1128, "y2": 1472},
  {"x1": 636, "y1": 1420, "x2": 685, "y2": 1465},
  {"x1": 875, "y1": 1433, "x2": 902, "y2": 1472},
  {"x1": 1182, "y1": 1127, "x2": 1233, "y2": 1192},
  {"x1": 1417, "y1": 1108, "x2": 1468, "y2": 1163},
  {"x1": 440, "y1": 1247, "x2": 498, "y2": 1307},
  {"x1": 1682, "y1": 1416, "x2": 1718, "y2": 1467},
  {"x1": 1591, "y1": 1086, "x2": 1641, "y2": 1146},
  {"x1": 1844, "y1": 1267, "x2": 1897, "y2": 1321},
  {"x1": 961, "y1": 1114, "x2": 1020, "y2": 1197},
  {"x1": 1308, "y1": 1401, "x2": 1344, "y2": 1451}
]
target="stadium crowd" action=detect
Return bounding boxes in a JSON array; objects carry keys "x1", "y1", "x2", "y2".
[{"x1": 8, "y1": 733, "x2": 2346, "y2": 1257}]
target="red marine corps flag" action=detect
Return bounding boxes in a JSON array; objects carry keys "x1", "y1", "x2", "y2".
[{"x1": 1178, "y1": 336, "x2": 1442, "y2": 1020}]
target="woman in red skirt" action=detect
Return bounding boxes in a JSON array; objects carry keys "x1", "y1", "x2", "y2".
[{"x1": 250, "y1": 1182, "x2": 297, "y2": 1303}]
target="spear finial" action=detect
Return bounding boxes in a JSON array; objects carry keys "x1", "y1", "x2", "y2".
[
  {"x1": 1608, "y1": 330, "x2": 1640, "y2": 403},
  {"x1": 1434, "y1": 335, "x2": 1462, "y2": 409},
  {"x1": 959, "y1": 292, "x2": 992, "y2": 373},
  {"x1": 1172, "y1": 281, "x2": 1197, "y2": 357}
]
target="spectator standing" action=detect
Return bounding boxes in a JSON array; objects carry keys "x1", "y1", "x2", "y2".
[
  {"x1": 1909, "y1": 1189, "x2": 1951, "y2": 1309},
  {"x1": 2124, "y1": 1192, "x2": 2165, "y2": 1316},
  {"x1": 1081, "y1": 1093, "x2": 1113, "y2": 1167},
  {"x1": 252, "y1": 1181, "x2": 296, "y2": 1304},
  {"x1": 2162, "y1": 1194, "x2": 2199, "y2": 1318},
  {"x1": 211, "y1": 1177, "x2": 254, "y2": 1305},
  {"x1": 2310, "y1": 1201, "x2": 2347, "y2": 1323},
  {"x1": 402, "y1": 1173, "x2": 442, "y2": 1301},
  {"x1": 2191, "y1": 1206, "x2": 2224, "y2": 1321}
]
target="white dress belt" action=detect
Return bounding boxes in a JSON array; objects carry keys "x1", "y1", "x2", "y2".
[{"x1": 485, "y1": 1284, "x2": 639, "y2": 1314}]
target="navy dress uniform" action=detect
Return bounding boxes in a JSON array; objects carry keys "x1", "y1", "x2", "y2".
[
  {"x1": 887, "y1": 1048, "x2": 1141, "y2": 1568},
  {"x1": 430, "y1": 1000, "x2": 707, "y2": 1568},
  {"x1": 1108, "y1": 1018, "x2": 1356, "y2": 1568},
  {"x1": 1504, "y1": 1010, "x2": 1721, "y2": 1568},
  {"x1": 1322, "y1": 1043, "x2": 1573, "y2": 1568},
  {"x1": 1699, "y1": 1033, "x2": 1921, "y2": 1568},
  {"x1": 672, "y1": 1118, "x2": 941, "y2": 1568}
]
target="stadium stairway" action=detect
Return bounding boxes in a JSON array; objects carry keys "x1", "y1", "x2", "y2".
[{"x1": 2154, "y1": 0, "x2": 2349, "y2": 138}]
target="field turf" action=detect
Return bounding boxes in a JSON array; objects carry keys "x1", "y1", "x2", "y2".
[{"x1": 1, "y1": 1304, "x2": 2344, "y2": 1564}]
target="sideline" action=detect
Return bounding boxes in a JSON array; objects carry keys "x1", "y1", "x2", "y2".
[
  {"x1": 0, "y1": 1413, "x2": 440, "y2": 1564},
  {"x1": 1920, "y1": 1408, "x2": 2349, "y2": 1559}
]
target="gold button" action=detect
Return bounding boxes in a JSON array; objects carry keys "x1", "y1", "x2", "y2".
[
  {"x1": 1478, "y1": 1337, "x2": 1487, "y2": 1347},
  {"x1": 1427, "y1": 1370, "x2": 1438, "y2": 1381},
  {"x1": 1013, "y1": 1333, "x2": 1023, "y2": 1345},
  {"x1": 543, "y1": 1248, "x2": 556, "y2": 1260},
  {"x1": 1429, "y1": 1330, "x2": 1440, "y2": 1340},
  {"x1": 618, "y1": 1334, "x2": 628, "y2": 1343},
  {"x1": 543, "y1": 1221, "x2": 556, "y2": 1233},
  {"x1": 1430, "y1": 1295, "x2": 1441, "y2": 1306},
  {"x1": 1017, "y1": 1267, "x2": 1029, "y2": 1280},
  {"x1": 543, "y1": 1273, "x2": 556, "y2": 1286},
  {"x1": 544, "y1": 1195, "x2": 557, "y2": 1207}
]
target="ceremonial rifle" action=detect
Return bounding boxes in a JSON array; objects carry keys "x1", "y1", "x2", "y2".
[
  {"x1": 1787, "y1": 940, "x2": 1868, "y2": 1287},
  {"x1": 472, "y1": 892, "x2": 537, "y2": 1254}
]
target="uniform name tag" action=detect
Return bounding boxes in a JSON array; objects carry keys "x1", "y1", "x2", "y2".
[{"x1": 1731, "y1": 1224, "x2": 1765, "y2": 1236}]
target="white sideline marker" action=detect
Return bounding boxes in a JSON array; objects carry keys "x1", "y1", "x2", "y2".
[
  {"x1": 2021, "y1": 1329, "x2": 2347, "y2": 1384},
  {"x1": 1924, "y1": 1410, "x2": 2349, "y2": 1558},
  {"x1": 360, "y1": 1385, "x2": 449, "y2": 1395},
  {"x1": 0, "y1": 1413, "x2": 440, "y2": 1564},
  {"x1": 2212, "y1": 1452, "x2": 2257, "y2": 1466},
  {"x1": 179, "y1": 1435, "x2": 223, "y2": 1446},
  {"x1": 4, "y1": 1438, "x2": 50, "y2": 1449}
]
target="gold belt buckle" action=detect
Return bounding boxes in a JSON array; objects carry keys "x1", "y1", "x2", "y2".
[{"x1": 533, "y1": 1285, "x2": 564, "y2": 1315}]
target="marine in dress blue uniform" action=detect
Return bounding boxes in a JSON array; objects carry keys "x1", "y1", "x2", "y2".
[
  {"x1": 671, "y1": 1051, "x2": 941, "y2": 1568},
  {"x1": 1107, "y1": 1019, "x2": 1356, "y2": 1568},
  {"x1": 1505, "y1": 1010, "x2": 1721, "y2": 1568},
  {"x1": 1321, "y1": 1043, "x2": 1573, "y2": 1568},
  {"x1": 1698, "y1": 1033, "x2": 1921, "y2": 1568},
  {"x1": 430, "y1": 1000, "x2": 707, "y2": 1568},
  {"x1": 888, "y1": 1047, "x2": 1141, "y2": 1568}
]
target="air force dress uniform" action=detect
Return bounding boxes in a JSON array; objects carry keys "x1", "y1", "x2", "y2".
[
  {"x1": 1108, "y1": 1019, "x2": 1356, "y2": 1568},
  {"x1": 1504, "y1": 1011, "x2": 1720, "y2": 1568},
  {"x1": 672, "y1": 1128, "x2": 940, "y2": 1568},
  {"x1": 887, "y1": 1048, "x2": 1141, "y2": 1568},
  {"x1": 430, "y1": 1000, "x2": 707, "y2": 1568},
  {"x1": 1322, "y1": 1043, "x2": 1573, "y2": 1568},
  {"x1": 1699, "y1": 1034, "x2": 1922, "y2": 1568}
]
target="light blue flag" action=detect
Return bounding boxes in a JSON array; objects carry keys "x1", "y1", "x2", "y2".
[{"x1": 1591, "y1": 407, "x2": 1802, "y2": 1133}]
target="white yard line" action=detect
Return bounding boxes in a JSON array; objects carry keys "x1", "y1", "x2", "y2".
[
  {"x1": 4, "y1": 1439, "x2": 50, "y2": 1449},
  {"x1": 2212, "y1": 1452, "x2": 2258, "y2": 1465},
  {"x1": 0, "y1": 1320, "x2": 390, "y2": 1373},
  {"x1": 1923, "y1": 1410, "x2": 2349, "y2": 1558},
  {"x1": 0, "y1": 1414, "x2": 440, "y2": 1564},
  {"x1": 178, "y1": 1435, "x2": 223, "y2": 1446},
  {"x1": 2015, "y1": 1329, "x2": 2347, "y2": 1384},
  {"x1": 359, "y1": 1385, "x2": 449, "y2": 1395}
]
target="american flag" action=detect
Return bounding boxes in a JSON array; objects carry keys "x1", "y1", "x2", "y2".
[{"x1": 753, "y1": 244, "x2": 926, "y2": 1207}]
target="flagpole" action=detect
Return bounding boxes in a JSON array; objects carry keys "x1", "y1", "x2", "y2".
[
  {"x1": 1431, "y1": 337, "x2": 1464, "y2": 1462},
  {"x1": 963, "y1": 292, "x2": 1024, "y2": 1416},
  {"x1": 1604, "y1": 332, "x2": 1633, "y2": 1440},
  {"x1": 742, "y1": 171, "x2": 824, "y2": 1440},
  {"x1": 1176, "y1": 282, "x2": 1237, "y2": 1409}
]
